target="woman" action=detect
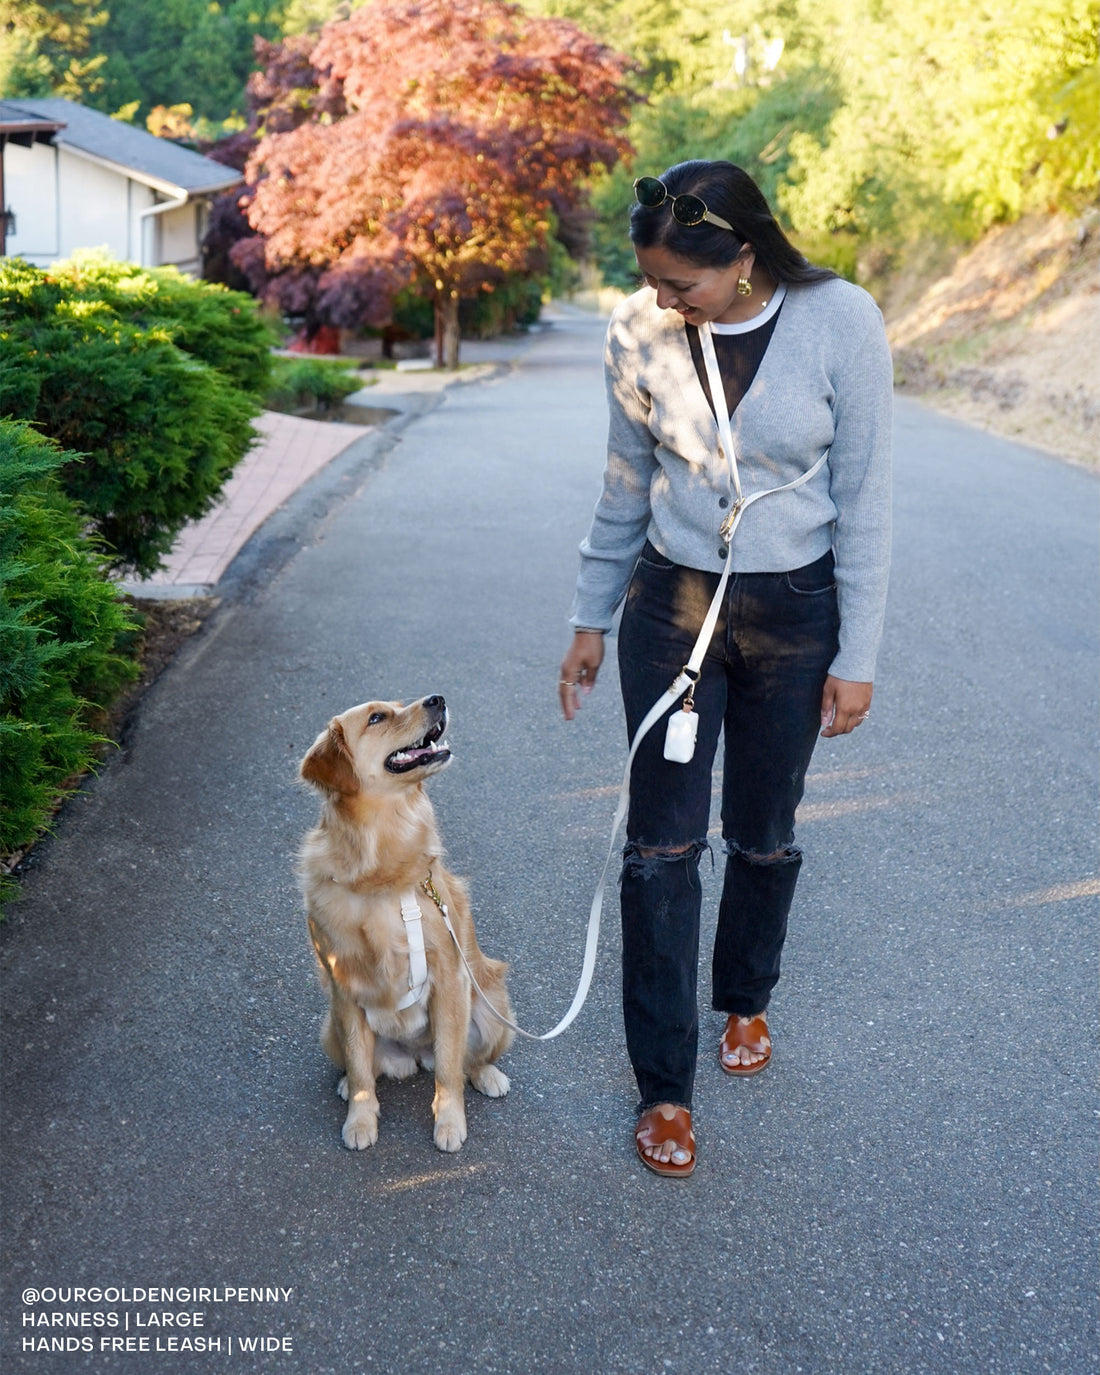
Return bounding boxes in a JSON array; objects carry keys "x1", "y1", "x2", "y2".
[{"x1": 558, "y1": 160, "x2": 892, "y2": 1177}]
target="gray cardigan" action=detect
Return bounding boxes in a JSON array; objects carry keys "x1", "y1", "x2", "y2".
[{"x1": 569, "y1": 276, "x2": 893, "y2": 683}]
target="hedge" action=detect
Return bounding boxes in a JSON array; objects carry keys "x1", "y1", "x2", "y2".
[
  {"x1": 0, "y1": 257, "x2": 264, "y2": 575},
  {"x1": 0, "y1": 252, "x2": 277, "y2": 396},
  {"x1": 0, "y1": 421, "x2": 139, "y2": 865}
]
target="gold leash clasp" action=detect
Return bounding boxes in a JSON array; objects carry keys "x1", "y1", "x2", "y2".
[
  {"x1": 676, "y1": 665, "x2": 699, "y2": 713},
  {"x1": 719, "y1": 496, "x2": 745, "y2": 543},
  {"x1": 420, "y1": 871, "x2": 445, "y2": 912}
]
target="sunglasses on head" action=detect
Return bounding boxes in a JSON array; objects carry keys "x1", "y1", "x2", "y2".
[{"x1": 633, "y1": 176, "x2": 737, "y2": 234}]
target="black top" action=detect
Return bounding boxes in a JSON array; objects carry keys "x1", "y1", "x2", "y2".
[{"x1": 687, "y1": 305, "x2": 782, "y2": 421}]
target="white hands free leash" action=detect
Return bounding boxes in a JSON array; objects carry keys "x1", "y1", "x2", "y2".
[{"x1": 427, "y1": 319, "x2": 829, "y2": 1042}]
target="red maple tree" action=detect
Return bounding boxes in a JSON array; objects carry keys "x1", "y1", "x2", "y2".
[{"x1": 232, "y1": 0, "x2": 638, "y2": 366}]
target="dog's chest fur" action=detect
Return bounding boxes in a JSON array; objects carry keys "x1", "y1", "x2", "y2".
[{"x1": 308, "y1": 883, "x2": 433, "y2": 1030}]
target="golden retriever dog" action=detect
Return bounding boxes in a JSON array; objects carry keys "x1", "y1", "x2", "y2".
[{"x1": 297, "y1": 694, "x2": 513, "y2": 1153}]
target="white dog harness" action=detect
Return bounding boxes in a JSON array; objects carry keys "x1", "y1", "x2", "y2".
[{"x1": 395, "y1": 891, "x2": 429, "y2": 1010}]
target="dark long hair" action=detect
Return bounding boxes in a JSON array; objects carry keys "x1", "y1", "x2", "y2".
[{"x1": 630, "y1": 160, "x2": 836, "y2": 285}]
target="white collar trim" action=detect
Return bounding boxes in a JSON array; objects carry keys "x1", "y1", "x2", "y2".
[{"x1": 709, "y1": 282, "x2": 787, "y2": 335}]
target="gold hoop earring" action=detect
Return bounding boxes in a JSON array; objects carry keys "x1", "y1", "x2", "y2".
[{"x1": 737, "y1": 275, "x2": 753, "y2": 297}]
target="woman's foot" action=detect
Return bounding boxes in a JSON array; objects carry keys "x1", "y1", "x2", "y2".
[
  {"x1": 719, "y1": 1013, "x2": 771, "y2": 1075},
  {"x1": 635, "y1": 1104, "x2": 696, "y2": 1177}
]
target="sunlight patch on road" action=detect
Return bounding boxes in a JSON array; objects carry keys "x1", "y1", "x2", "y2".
[
  {"x1": 554, "y1": 764, "x2": 898, "y2": 806},
  {"x1": 373, "y1": 1161, "x2": 492, "y2": 1194},
  {"x1": 795, "y1": 791, "x2": 924, "y2": 821},
  {"x1": 1002, "y1": 877, "x2": 1100, "y2": 907},
  {"x1": 804, "y1": 765, "x2": 894, "y2": 786},
  {"x1": 551, "y1": 784, "x2": 620, "y2": 801}
]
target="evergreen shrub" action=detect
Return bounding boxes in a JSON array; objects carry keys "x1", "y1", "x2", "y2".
[
  {"x1": 0, "y1": 258, "x2": 262, "y2": 575},
  {"x1": 0, "y1": 421, "x2": 139, "y2": 865},
  {"x1": 0, "y1": 252, "x2": 277, "y2": 395},
  {"x1": 266, "y1": 357, "x2": 362, "y2": 413}
]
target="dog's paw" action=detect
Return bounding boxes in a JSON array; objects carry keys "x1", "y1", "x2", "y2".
[
  {"x1": 418, "y1": 1050, "x2": 435, "y2": 1072},
  {"x1": 471, "y1": 1064, "x2": 510, "y2": 1098},
  {"x1": 375, "y1": 1046, "x2": 419, "y2": 1081},
  {"x1": 341, "y1": 1109, "x2": 379, "y2": 1151},
  {"x1": 433, "y1": 1113, "x2": 468, "y2": 1153},
  {"x1": 336, "y1": 1075, "x2": 349, "y2": 1101}
]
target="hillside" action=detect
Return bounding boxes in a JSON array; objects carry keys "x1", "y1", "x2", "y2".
[{"x1": 884, "y1": 211, "x2": 1099, "y2": 467}]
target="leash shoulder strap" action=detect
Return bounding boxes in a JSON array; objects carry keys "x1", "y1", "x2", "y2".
[{"x1": 697, "y1": 320, "x2": 831, "y2": 554}]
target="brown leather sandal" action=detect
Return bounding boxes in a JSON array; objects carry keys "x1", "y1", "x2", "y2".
[
  {"x1": 635, "y1": 1105, "x2": 696, "y2": 1178},
  {"x1": 719, "y1": 1013, "x2": 772, "y2": 1076}
]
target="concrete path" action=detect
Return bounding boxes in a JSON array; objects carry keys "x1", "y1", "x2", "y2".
[{"x1": 2, "y1": 309, "x2": 1097, "y2": 1375}]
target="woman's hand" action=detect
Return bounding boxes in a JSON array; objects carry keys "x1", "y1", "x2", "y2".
[
  {"x1": 820, "y1": 675, "x2": 872, "y2": 737},
  {"x1": 559, "y1": 631, "x2": 606, "y2": 721}
]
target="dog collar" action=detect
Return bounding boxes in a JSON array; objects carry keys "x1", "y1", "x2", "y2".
[{"x1": 395, "y1": 890, "x2": 429, "y2": 1010}]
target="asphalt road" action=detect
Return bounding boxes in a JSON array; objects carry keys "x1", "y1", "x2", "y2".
[{"x1": 2, "y1": 310, "x2": 1097, "y2": 1375}]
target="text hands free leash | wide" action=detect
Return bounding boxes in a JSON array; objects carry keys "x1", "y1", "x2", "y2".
[{"x1": 415, "y1": 321, "x2": 829, "y2": 1042}]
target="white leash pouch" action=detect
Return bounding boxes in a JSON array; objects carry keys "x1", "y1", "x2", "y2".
[{"x1": 663, "y1": 703, "x2": 699, "y2": 762}]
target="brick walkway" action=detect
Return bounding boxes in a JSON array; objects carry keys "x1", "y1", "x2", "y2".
[{"x1": 123, "y1": 410, "x2": 373, "y2": 595}]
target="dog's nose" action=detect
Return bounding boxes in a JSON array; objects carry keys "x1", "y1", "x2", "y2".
[{"x1": 424, "y1": 695, "x2": 445, "y2": 711}]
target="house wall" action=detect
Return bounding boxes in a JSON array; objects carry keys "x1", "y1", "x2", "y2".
[
  {"x1": 62, "y1": 149, "x2": 141, "y2": 261},
  {"x1": 3, "y1": 141, "x2": 202, "y2": 271},
  {"x1": 4, "y1": 140, "x2": 61, "y2": 259},
  {"x1": 157, "y1": 200, "x2": 201, "y2": 273}
]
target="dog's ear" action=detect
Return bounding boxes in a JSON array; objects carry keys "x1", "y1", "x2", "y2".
[{"x1": 300, "y1": 720, "x2": 359, "y2": 795}]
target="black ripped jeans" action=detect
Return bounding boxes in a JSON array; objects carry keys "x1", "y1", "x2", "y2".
[{"x1": 618, "y1": 541, "x2": 840, "y2": 1111}]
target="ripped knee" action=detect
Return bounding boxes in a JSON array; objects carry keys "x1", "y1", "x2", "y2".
[
  {"x1": 634, "y1": 842, "x2": 693, "y2": 859},
  {"x1": 725, "y1": 840, "x2": 802, "y2": 866},
  {"x1": 623, "y1": 838, "x2": 709, "y2": 878}
]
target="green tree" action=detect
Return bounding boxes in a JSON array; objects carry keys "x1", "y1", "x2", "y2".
[
  {"x1": 91, "y1": 0, "x2": 286, "y2": 121},
  {"x1": 529, "y1": 0, "x2": 817, "y2": 95},
  {"x1": 778, "y1": 0, "x2": 1100, "y2": 241},
  {"x1": 533, "y1": 0, "x2": 1100, "y2": 285},
  {"x1": 280, "y1": 0, "x2": 350, "y2": 34},
  {"x1": 562, "y1": 0, "x2": 839, "y2": 284},
  {"x1": 0, "y1": 0, "x2": 109, "y2": 100}
]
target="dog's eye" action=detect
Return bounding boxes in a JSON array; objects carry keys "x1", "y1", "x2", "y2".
[{"x1": 367, "y1": 712, "x2": 387, "y2": 726}]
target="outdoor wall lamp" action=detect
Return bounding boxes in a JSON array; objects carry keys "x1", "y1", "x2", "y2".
[{"x1": 2, "y1": 207, "x2": 15, "y2": 237}]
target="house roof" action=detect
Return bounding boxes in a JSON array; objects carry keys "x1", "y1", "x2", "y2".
[
  {"x1": 0, "y1": 102, "x2": 66, "y2": 138},
  {"x1": 0, "y1": 98, "x2": 241, "y2": 197}
]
